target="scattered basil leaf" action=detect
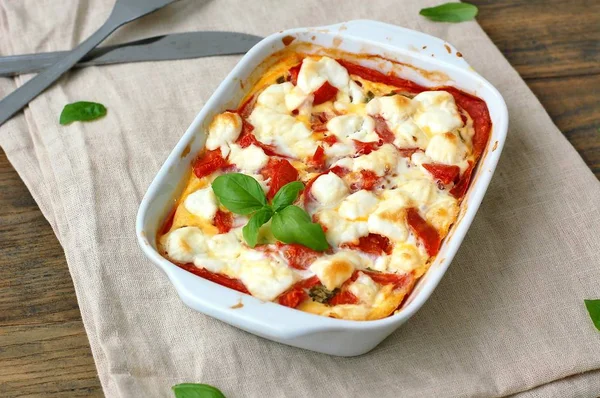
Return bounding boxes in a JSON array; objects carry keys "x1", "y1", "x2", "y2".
[
  {"x1": 309, "y1": 285, "x2": 337, "y2": 304},
  {"x1": 212, "y1": 173, "x2": 267, "y2": 215},
  {"x1": 242, "y1": 207, "x2": 273, "y2": 248},
  {"x1": 172, "y1": 383, "x2": 226, "y2": 398},
  {"x1": 419, "y1": 2, "x2": 478, "y2": 23},
  {"x1": 59, "y1": 101, "x2": 107, "y2": 125},
  {"x1": 271, "y1": 205, "x2": 328, "y2": 251},
  {"x1": 365, "y1": 91, "x2": 375, "y2": 103},
  {"x1": 271, "y1": 181, "x2": 304, "y2": 212},
  {"x1": 584, "y1": 299, "x2": 600, "y2": 331}
]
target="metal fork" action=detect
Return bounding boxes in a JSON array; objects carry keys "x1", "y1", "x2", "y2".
[{"x1": 0, "y1": 0, "x2": 177, "y2": 126}]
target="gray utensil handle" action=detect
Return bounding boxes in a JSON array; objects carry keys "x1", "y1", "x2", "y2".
[
  {"x1": 0, "y1": 52, "x2": 70, "y2": 77},
  {"x1": 0, "y1": 21, "x2": 119, "y2": 125}
]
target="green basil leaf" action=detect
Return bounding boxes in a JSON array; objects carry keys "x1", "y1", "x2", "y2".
[
  {"x1": 59, "y1": 101, "x2": 107, "y2": 125},
  {"x1": 271, "y1": 181, "x2": 304, "y2": 212},
  {"x1": 172, "y1": 383, "x2": 226, "y2": 398},
  {"x1": 419, "y1": 2, "x2": 478, "y2": 23},
  {"x1": 584, "y1": 299, "x2": 600, "y2": 331},
  {"x1": 212, "y1": 173, "x2": 267, "y2": 215},
  {"x1": 242, "y1": 207, "x2": 273, "y2": 248},
  {"x1": 271, "y1": 205, "x2": 329, "y2": 251}
]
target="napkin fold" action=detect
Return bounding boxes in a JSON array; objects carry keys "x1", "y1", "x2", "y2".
[{"x1": 1, "y1": 0, "x2": 599, "y2": 397}]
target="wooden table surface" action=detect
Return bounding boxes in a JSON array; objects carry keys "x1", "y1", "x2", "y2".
[{"x1": 1, "y1": 1, "x2": 599, "y2": 396}]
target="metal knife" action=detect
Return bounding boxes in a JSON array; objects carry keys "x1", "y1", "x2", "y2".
[{"x1": 0, "y1": 31, "x2": 263, "y2": 77}]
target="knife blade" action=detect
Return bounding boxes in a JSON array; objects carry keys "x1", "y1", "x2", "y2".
[{"x1": 0, "y1": 31, "x2": 263, "y2": 77}]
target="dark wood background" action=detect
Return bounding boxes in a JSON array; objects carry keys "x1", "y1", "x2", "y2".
[{"x1": 1, "y1": 0, "x2": 598, "y2": 396}]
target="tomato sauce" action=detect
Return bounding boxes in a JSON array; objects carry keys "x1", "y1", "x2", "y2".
[
  {"x1": 179, "y1": 263, "x2": 250, "y2": 294},
  {"x1": 261, "y1": 158, "x2": 299, "y2": 200}
]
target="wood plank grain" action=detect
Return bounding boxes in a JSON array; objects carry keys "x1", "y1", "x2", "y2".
[
  {"x1": 0, "y1": 0, "x2": 598, "y2": 396},
  {"x1": 527, "y1": 74, "x2": 600, "y2": 178},
  {"x1": 0, "y1": 151, "x2": 103, "y2": 397},
  {"x1": 471, "y1": 0, "x2": 600, "y2": 79}
]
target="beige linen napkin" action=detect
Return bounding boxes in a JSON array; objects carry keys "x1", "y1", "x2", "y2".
[{"x1": 1, "y1": 1, "x2": 599, "y2": 397}]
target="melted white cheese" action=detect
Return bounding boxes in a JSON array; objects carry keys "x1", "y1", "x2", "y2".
[
  {"x1": 317, "y1": 209, "x2": 368, "y2": 246},
  {"x1": 248, "y1": 107, "x2": 317, "y2": 158},
  {"x1": 205, "y1": 112, "x2": 242, "y2": 157},
  {"x1": 425, "y1": 132, "x2": 467, "y2": 165},
  {"x1": 228, "y1": 143, "x2": 269, "y2": 174},
  {"x1": 412, "y1": 91, "x2": 463, "y2": 136},
  {"x1": 184, "y1": 187, "x2": 218, "y2": 221},
  {"x1": 338, "y1": 190, "x2": 379, "y2": 220},
  {"x1": 311, "y1": 172, "x2": 349, "y2": 206},
  {"x1": 326, "y1": 114, "x2": 379, "y2": 143},
  {"x1": 367, "y1": 191, "x2": 411, "y2": 242},
  {"x1": 348, "y1": 272, "x2": 379, "y2": 305},
  {"x1": 309, "y1": 251, "x2": 361, "y2": 290},
  {"x1": 334, "y1": 143, "x2": 398, "y2": 177},
  {"x1": 256, "y1": 82, "x2": 293, "y2": 114},
  {"x1": 237, "y1": 250, "x2": 295, "y2": 301},
  {"x1": 297, "y1": 56, "x2": 350, "y2": 94},
  {"x1": 387, "y1": 243, "x2": 424, "y2": 273},
  {"x1": 162, "y1": 227, "x2": 208, "y2": 264}
]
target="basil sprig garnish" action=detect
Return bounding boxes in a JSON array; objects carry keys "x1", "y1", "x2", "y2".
[
  {"x1": 419, "y1": 2, "x2": 478, "y2": 23},
  {"x1": 212, "y1": 173, "x2": 328, "y2": 251},
  {"x1": 211, "y1": 173, "x2": 266, "y2": 214},
  {"x1": 172, "y1": 383, "x2": 226, "y2": 398},
  {"x1": 59, "y1": 101, "x2": 107, "y2": 125}
]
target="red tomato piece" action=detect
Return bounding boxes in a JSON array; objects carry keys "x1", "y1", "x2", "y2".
[
  {"x1": 236, "y1": 119, "x2": 282, "y2": 157},
  {"x1": 278, "y1": 276, "x2": 320, "y2": 308},
  {"x1": 278, "y1": 288, "x2": 306, "y2": 308},
  {"x1": 278, "y1": 243, "x2": 320, "y2": 270},
  {"x1": 422, "y1": 163, "x2": 461, "y2": 185},
  {"x1": 337, "y1": 59, "x2": 427, "y2": 94},
  {"x1": 397, "y1": 147, "x2": 421, "y2": 158},
  {"x1": 329, "y1": 290, "x2": 359, "y2": 306},
  {"x1": 236, "y1": 95, "x2": 256, "y2": 119},
  {"x1": 329, "y1": 165, "x2": 349, "y2": 177},
  {"x1": 350, "y1": 170, "x2": 379, "y2": 191},
  {"x1": 309, "y1": 146, "x2": 327, "y2": 170},
  {"x1": 343, "y1": 233, "x2": 392, "y2": 255},
  {"x1": 353, "y1": 139, "x2": 380, "y2": 155},
  {"x1": 373, "y1": 115, "x2": 395, "y2": 144},
  {"x1": 322, "y1": 135, "x2": 338, "y2": 146},
  {"x1": 192, "y1": 148, "x2": 227, "y2": 179},
  {"x1": 237, "y1": 119, "x2": 257, "y2": 148},
  {"x1": 160, "y1": 206, "x2": 177, "y2": 235},
  {"x1": 179, "y1": 263, "x2": 250, "y2": 294},
  {"x1": 288, "y1": 63, "x2": 302, "y2": 85},
  {"x1": 362, "y1": 270, "x2": 413, "y2": 289},
  {"x1": 261, "y1": 158, "x2": 299, "y2": 199},
  {"x1": 214, "y1": 210, "x2": 233, "y2": 234},
  {"x1": 313, "y1": 81, "x2": 339, "y2": 105},
  {"x1": 298, "y1": 275, "x2": 321, "y2": 289},
  {"x1": 406, "y1": 207, "x2": 441, "y2": 256},
  {"x1": 449, "y1": 162, "x2": 474, "y2": 199},
  {"x1": 311, "y1": 112, "x2": 333, "y2": 132}
]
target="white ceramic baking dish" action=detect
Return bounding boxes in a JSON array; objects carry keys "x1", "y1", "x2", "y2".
[{"x1": 136, "y1": 20, "x2": 508, "y2": 356}]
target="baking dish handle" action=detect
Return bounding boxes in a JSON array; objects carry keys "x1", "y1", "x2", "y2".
[{"x1": 314, "y1": 19, "x2": 471, "y2": 70}]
